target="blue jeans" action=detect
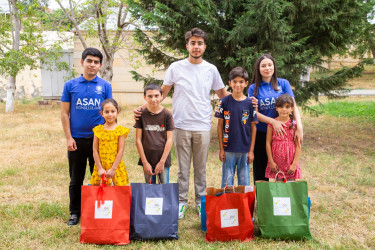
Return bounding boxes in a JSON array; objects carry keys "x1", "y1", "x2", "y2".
[
  {"x1": 145, "y1": 166, "x2": 170, "y2": 184},
  {"x1": 221, "y1": 152, "x2": 250, "y2": 188}
]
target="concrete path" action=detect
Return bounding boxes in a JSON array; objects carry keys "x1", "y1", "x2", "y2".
[{"x1": 347, "y1": 89, "x2": 375, "y2": 96}]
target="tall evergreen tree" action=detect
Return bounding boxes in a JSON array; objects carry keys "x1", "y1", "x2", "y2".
[{"x1": 128, "y1": 0, "x2": 374, "y2": 105}]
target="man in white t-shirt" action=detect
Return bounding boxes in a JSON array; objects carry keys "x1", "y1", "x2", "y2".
[
  {"x1": 134, "y1": 28, "x2": 229, "y2": 219},
  {"x1": 162, "y1": 28, "x2": 229, "y2": 219}
]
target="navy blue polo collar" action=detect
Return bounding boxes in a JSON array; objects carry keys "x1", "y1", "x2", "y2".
[
  {"x1": 78, "y1": 74, "x2": 99, "y2": 83},
  {"x1": 260, "y1": 80, "x2": 271, "y2": 85}
]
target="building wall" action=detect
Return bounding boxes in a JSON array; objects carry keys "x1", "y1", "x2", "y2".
[{"x1": 72, "y1": 35, "x2": 169, "y2": 106}]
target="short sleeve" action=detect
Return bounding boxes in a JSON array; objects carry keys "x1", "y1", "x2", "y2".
[
  {"x1": 60, "y1": 81, "x2": 71, "y2": 102},
  {"x1": 211, "y1": 67, "x2": 225, "y2": 91},
  {"x1": 250, "y1": 106, "x2": 258, "y2": 123},
  {"x1": 281, "y1": 79, "x2": 295, "y2": 98},
  {"x1": 115, "y1": 126, "x2": 130, "y2": 139},
  {"x1": 106, "y1": 83, "x2": 113, "y2": 99},
  {"x1": 248, "y1": 84, "x2": 255, "y2": 98},
  {"x1": 163, "y1": 64, "x2": 175, "y2": 86},
  {"x1": 93, "y1": 124, "x2": 104, "y2": 138},
  {"x1": 166, "y1": 110, "x2": 175, "y2": 131},
  {"x1": 214, "y1": 99, "x2": 225, "y2": 119},
  {"x1": 134, "y1": 115, "x2": 143, "y2": 129}
]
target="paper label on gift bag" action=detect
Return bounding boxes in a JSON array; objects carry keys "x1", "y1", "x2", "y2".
[
  {"x1": 145, "y1": 198, "x2": 163, "y2": 215},
  {"x1": 220, "y1": 209, "x2": 239, "y2": 228},
  {"x1": 94, "y1": 200, "x2": 113, "y2": 219},
  {"x1": 273, "y1": 197, "x2": 291, "y2": 216},
  {"x1": 245, "y1": 185, "x2": 254, "y2": 193}
]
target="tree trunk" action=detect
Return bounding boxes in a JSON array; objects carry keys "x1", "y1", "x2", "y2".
[
  {"x1": 6, "y1": 76, "x2": 16, "y2": 112},
  {"x1": 6, "y1": 0, "x2": 21, "y2": 112},
  {"x1": 99, "y1": 52, "x2": 114, "y2": 83}
]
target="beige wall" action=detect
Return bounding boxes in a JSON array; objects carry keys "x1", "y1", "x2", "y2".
[{"x1": 72, "y1": 35, "x2": 169, "y2": 106}]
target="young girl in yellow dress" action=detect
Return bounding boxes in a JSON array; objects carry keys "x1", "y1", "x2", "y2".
[{"x1": 90, "y1": 98, "x2": 129, "y2": 186}]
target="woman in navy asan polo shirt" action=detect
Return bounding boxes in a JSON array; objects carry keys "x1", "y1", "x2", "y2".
[{"x1": 248, "y1": 54, "x2": 303, "y2": 183}]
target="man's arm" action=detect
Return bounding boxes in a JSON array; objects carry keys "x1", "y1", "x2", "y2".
[
  {"x1": 134, "y1": 84, "x2": 173, "y2": 120},
  {"x1": 61, "y1": 101, "x2": 76, "y2": 151},
  {"x1": 215, "y1": 87, "x2": 230, "y2": 99}
]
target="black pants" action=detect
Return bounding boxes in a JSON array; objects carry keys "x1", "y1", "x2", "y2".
[
  {"x1": 68, "y1": 137, "x2": 94, "y2": 215},
  {"x1": 253, "y1": 131, "x2": 269, "y2": 184}
]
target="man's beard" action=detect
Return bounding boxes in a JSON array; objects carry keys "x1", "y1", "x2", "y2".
[{"x1": 190, "y1": 53, "x2": 202, "y2": 59}]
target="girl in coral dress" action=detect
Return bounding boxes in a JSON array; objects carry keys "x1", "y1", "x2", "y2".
[
  {"x1": 90, "y1": 98, "x2": 129, "y2": 186},
  {"x1": 265, "y1": 94, "x2": 302, "y2": 180}
]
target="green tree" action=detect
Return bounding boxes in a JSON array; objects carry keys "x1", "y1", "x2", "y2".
[
  {"x1": 0, "y1": 0, "x2": 64, "y2": 112},
  {"x1": 349, "y1": 1, "x2": 375, "y2": 59},
  {"x1": 56, "y1": 0, "x2": 134, "y2": 82},
  {"x1": 128, "y1": 0, "x2": 374, "y2": 105}
]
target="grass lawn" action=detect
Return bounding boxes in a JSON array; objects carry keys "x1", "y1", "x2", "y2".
[{"x1": 0, "y1": 97, "x2": 374, "y2": 249}]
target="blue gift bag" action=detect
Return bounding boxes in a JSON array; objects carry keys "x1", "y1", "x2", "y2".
[
  {"x1": 201, "y1": 195, "x2": 207, "y2": 231},
  {"x1": 130, "y1": 183, "x2": 179, "y2": 240}
]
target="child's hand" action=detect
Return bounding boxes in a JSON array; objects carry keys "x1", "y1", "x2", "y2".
[
  {"x1": 106, "y1": 168, "x2": 116, "y2": 178},
  {"x1": 287, "y1": 164, "x2": 296, "y2": 175},
  {"x1": 154, "y1": 161, "x2": 165, "y2": 175},
  {"x1": 98, "y1": 168, "x2": 106, "y2": 177},
  {"x1": 270, "y1": 161, "x2": 278, "y2": 173},
  {"x1": 143, "y1": 163, "x2": 154, "y2": 176},
  {"x1": 247, "y1": 151, "x2": 254, "y2": 164},
  {"x1": 219, "y1": 149, "x2": 225, "y2": 162}
]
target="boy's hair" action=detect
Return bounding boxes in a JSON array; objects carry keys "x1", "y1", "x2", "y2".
[
  {"x1": 229, "y1": 66, "x2": 249, "y2": 81},
  {"x1": 101, "y1": 98, "x2": 120, "y2": 112},
  {"x1": 251, "y1": 53, "x2": 278, "y2": 96},
  {"x1": 82, "y1": 47, "x2": 103, "y2": 64},
  {"x1": 144, "y1": 83, "x2": 162, "y2": 96},
  {"x1": 185, "y1": 28, "x2": 207, "y2": 44},
  {"x1": 275, "y1": 94, "x2": 294, "y2": 129}
]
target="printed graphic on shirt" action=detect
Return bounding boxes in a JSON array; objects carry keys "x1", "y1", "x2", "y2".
[
  {"x1": 223, "y1": 110, "x2": 230, "y2": 147},
  {"x1": 145, "y1": 197, "x2": 163, "y2": 215},
  {"x1": 145, "y1": 125, "x2": 166, "y2": 132},
  {"x1": 76, "y1": 98, "x2": 101, "y2": 110},
  {"x1": 95, "y1": 200, "x2": 113, "y2": 219},
  {"x1": 95, "y1": 85, "x2": 103, "y2": 94},
  {"x1": 220, "y1": 209, "x2": 239, "y2": 228},
  {"x1": 242, "y1": 110, "x2": 249, "y2": 125},
  {"x1": 259, "y1": 97, "x2": 276, "y2": 110},
  {"x1": 273, "y1": 197, "x2": 291, "y2": 216}
]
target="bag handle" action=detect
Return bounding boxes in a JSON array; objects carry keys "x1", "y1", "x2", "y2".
[
  {"x1": 97, "y1": 174, "x2": 107, "y2": 208},
  {"x1": 148, "y1": 174, "x2": 161, "y2": 184},
  {"x1": 275, "y1": 171, "x2": 287, "y2": 183}
]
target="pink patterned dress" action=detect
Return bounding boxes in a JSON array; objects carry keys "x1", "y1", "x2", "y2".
[{"x1": 265, "y1": 119, "x2": 302, "y2": 179}]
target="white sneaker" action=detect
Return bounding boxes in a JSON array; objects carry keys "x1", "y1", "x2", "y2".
[
  {"x1": 178, "y1": 202, "x2": 187, "y2": 219},
  {"x1": 196, "y1": 203, "x2": 201, "y2": 218}
]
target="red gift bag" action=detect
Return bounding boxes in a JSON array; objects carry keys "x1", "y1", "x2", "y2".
[
  {"x1": 80, "y1": 176, "x2": 131, "y2": 245},
  {"x1": 206, "y1": 191, "x2": 254, "y2": 242}
]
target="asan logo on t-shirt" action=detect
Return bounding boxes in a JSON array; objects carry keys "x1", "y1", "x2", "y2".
[{"x1": 75, "y1": 98, "x2": 101, "y2": 110}]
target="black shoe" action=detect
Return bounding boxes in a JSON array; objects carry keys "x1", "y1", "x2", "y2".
[{"x1": 67, "y1": 214, "x2": 79, "y2": 226}]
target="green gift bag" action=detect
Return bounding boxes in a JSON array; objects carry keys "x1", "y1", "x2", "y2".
[{"x1": 256, "y1": 178, "x2": 312, "y2": 240}]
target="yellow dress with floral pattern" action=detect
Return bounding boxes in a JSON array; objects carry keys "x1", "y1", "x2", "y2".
[{"x1": 89, "y1": 124, "x2": 129, "y2": 186}]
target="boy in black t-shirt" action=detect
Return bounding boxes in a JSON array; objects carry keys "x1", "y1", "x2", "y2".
[
  {"x1": 214, "y1": 67, "x2": 258, "y2": 188},
  {"x1": 135, "y1": 84, "x2": 175, "y2": 183}
]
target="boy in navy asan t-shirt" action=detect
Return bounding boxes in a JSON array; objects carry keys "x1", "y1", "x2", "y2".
[{"x1": 215, "y1": 67, "x2": 258, "y2": 188}]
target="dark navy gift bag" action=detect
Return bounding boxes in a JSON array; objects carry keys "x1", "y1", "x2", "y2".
[{"x1": 130, "y1": 182, "x2": 179, "y2": 240}]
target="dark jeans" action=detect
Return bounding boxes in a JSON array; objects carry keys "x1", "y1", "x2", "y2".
[
  {"x1": 253, "y1": 131, "x2": 269, "y2": 184},
  {"x1": 68, "y1": 137, "x2": 94, "y2": 215}
]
